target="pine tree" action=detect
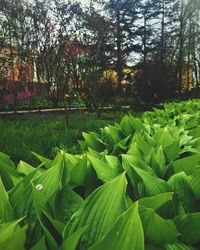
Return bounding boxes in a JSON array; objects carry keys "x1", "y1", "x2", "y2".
[{"x1": 98, "y1": 0, "x2": 139, "y2": 92}]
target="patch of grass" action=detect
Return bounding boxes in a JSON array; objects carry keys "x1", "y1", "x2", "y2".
[{"x1": 0, "y1": 111, "x2": 127, "y2": 165}]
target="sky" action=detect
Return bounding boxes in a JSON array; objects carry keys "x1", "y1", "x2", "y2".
[{"x1": 77, "y1": 0, "x2": 90, "y2": 6}]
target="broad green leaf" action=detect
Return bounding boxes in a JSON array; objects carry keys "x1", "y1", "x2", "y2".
[
  {"x1": 32, "y1": 152, "x2": 52, "y2": 169},
  {"x1": 0, "y1": 152, "x2": 22, "y2": 189},
  {"x1": 82, "y1": 132, "x2": 105, "y2": 151},
  {"x1": 138, "y1": 192, "x2": 173, "y2": 211},
  {"x1": 168, "y1": 172, "x2": 196, "y2": 212},
  {"x1": 103, "y1": 125, "x2": 122, "y2": 144},
  {"x1": 17, "y1": 161, "x2": 36, "y2": 175},
  {"x1": 31, "y1": 236, "x2": 47, "y2": 250},
  {"x1": 190, "y1": 167, "x2": 200, "y2": 199},
  {"x1": 164, "y1": 142, "x2": 180, "y2": 163},
  {"x1": 0, "y1": 178, "x2": 14, "y2": 222},
  {"x1": 89, "y1": 203, "x2": 144, "y2": 250},
  {"x1": 32, "y1": 186, "x2": 60, "y2": 250},
  {"x1": 139, "y1": 207, "x2": 178, "y2": 245},
  {"x1": 0, "y1": 218, "x2": 23, "y2": 245},
  {"x1": 0, "y1": 225, "x2": 27, "y2": 250},
  {"x1": 9, "y1": 167, "x2": 40, "y2": 217},
  {"x1": 120, "y1": 115, "x2": 144, "y2": 135},
  {"x1": 134, "y1": 133, "x2": 151, "y2": 156},
  {"x1": 153, "y1": 128, "x2": 173, "y2": 146},
  {"x1": 127, "y1": 142, "x2": 144, "y2": 158},
  {"x1": 63, "y1": 173, "x2": 127, "y2": 249},
  {"x1": 112, "y1": 135, "x2": 131, "y2": 154},
  {"x1": 60, "y1": 227, "x2": 86, "y2": 250},
  {"x1": 53, "y1": 184, "x2": 84, "y2": 223},
  {"x1": 87, "y1": 148, "x2": 108, "y2": 159},
  {"x1": 173, "y1": 155, "x2": 200, "y2": 175},
  {"x1": 122, "y1": 154, "x2": 152, "y2": 173},
  {"x1": 69, "y1": 154, "x2": 88, "y2": 186},
  {"x1": 88, "y1": 155, "x2": 119, "y2": 182},
  {"x1": 189, "y1": 127, "x2": 200, "y2": 138},
  {"x1": 165, "y1": 242, "x2": 197, "y2": 250},
  {"x1": 148, "y1": 148, "x2": 166, "y2": 178},
  {"x1": 174, "y1": 212, "x2": 200, "y2": 245},
  {"x1": 145, "y1": 245, "x2": 163, "y2": 250},
  {"x1": 133, "y1": 167, "x2": 172, "y2": 196},
  {"x1": 104, "y1": 155, "x2": 121, "y2": 172},
  {"x1": 32, "y1": 156, "x2": 65, "y2": 200}
]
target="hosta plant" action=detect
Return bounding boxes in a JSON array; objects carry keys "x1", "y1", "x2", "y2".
[{"x1": 1, "y1": 100, "x2": 200, "y2": 249}]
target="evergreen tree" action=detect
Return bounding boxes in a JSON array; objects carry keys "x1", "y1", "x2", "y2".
[{"x1": 98, "y1": 0, "x2": 140, "y2": 92}]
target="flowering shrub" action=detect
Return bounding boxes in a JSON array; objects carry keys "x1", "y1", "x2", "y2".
[
  {"x1": 17, "y1": 90, "x2": 30, "y2": 101},
  {"x1": 3, "y1": 92, "x2": 14, "y2": 103},
  {"x1": 3, "y1": 90, "x2": 31, "y2": 104}
]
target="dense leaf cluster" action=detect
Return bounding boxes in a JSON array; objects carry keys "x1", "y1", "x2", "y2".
[{"x1": 1, "y1": 100, "x2": 200, "y2": 249}]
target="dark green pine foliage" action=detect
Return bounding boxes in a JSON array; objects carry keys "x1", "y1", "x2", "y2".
[
  {"x1": 98, "y1": 0, "x2": 140, "y2": 92},
  {"x1": 135, "y1": 0, "x2": 182, "y2": 103}
]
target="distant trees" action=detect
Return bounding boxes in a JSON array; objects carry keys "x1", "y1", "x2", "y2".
[
  {"x1": 98, "y1": 0, "x2": 139, "y2": 92},
  {"x1": 133, "y1": 0, "x2": 200, "y2": 102},
  {"x1": 0, "y1": 0, "x2": 200, "y2": 109}
]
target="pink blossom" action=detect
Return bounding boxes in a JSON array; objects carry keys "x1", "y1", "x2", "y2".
[
  {"x1": 17, "y1": 90, "x2": 30, "y2": 101},
  {"x1": 3, "y1": 93, "x2": 14, "y2": 102}
]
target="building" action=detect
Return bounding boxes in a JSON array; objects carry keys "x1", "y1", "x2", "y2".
[{"x1": 0, "y1": 43, "x2": 38, "y2": 86}]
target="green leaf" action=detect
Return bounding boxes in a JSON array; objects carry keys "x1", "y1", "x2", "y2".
[
  {"x1": 127, "y1": 142, "x2": 144, "y2": 158},
  {"x1": 17, "y1": 161, "x2": 36, "y2": 175},
  {"x1": 103, "y1": 125, "x2": 122, "y2": 144},
  {"x1": 89, "y1": 203, "x2": 144, "y2": 250},
  {"x1": 190, "y1": 167, "x2": 200, "y2": 199},
  {"x1": 189, "y1": 127, "x2": 200, "y2": 138},
  {"x1": 134, "y1": 133, "x2": 151, "y2": 156},
  {"x1": 32, "y1": 186, "x2": 60, "y2": 250},
  {"x1": 153, "y1": 128, "x2": 173, "y2": 146},
  {"x1": 174, "y1": 212, "x2": 200, "y2": 245},
  {"x1": 0, "y1": 152, "x2": 22, "y2": 189},
  {"x1": 53, "y1": 184, "x2": 84, "y2": 223},
  {"x1": 120, "y1": 115, "x2": 144, "y2": 135},
  {"x1": 30, "y1": 236, "x2": 47, "y2": 250},
  {"x1": 88, "y1": 155, "x2": 119, "y2": 183},
  {"x1": 148, "y1": 148, "x2": 166, "y2": 178},
  {"x1": 139, "y1": 207, "x2": 178, "y2": 245},
  {"x1": 173, "y1": 155, "x2": 200, "y2": 175},
  {"x1": 32, "y1": 156, "x2": 65, "y2": 200},
  {"x1": 168, "y1": 172, "x2": 196, "y2": 212},
  {"x1": 164, "y1": 142, "x2": 180, "y2": 163},
  {"x1": 9, "y1": 167, "x2": 40, "y2": 217},
  {"x1": 0, "y1": 225, "x2": 27, "y2": 250},
  {"x1": 82, "y1": 132, "x2": 105, "y2": 151},
  {"x1": 138, "y1": 192, "x2": 173, "y2": 211},
  {"x1": 63, "y1": 173, "x2": 127, "y2": 249},
  {"x1": 69, "y1": 154, "x2": 89, "y2": 186},
  {"x1": 164, "y1": 242, "x2": 197, "y2": 250},
  {"x1": 0, "y1": 178, "x2": 14, "y2": 222},
  {"x1": 133, "y1": 167, "x2": 172, "y2": 196},
  {"x1": 32, "y1": 152, "x2": 52, "y2": 169},
  {"x1": 60, "y1": 227, "x2": 86, "y2": 250},
  {"x1": 0, "y1": 218, "x2": 23, "y2": 245}
]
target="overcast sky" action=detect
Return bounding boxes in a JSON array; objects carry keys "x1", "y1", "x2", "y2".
[{"x1": 78, "y1": 0, "x2": 89, "y2": 6}]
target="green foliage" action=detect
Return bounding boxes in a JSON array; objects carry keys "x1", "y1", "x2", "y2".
[
  {"x1": 1, "y1": 100, "x2": 200, "y2": 249},
  {"x1": 0, "y1": 112, "x2": 123, "y2": 164}
]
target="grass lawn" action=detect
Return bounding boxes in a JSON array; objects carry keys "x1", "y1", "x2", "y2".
[{"x1": 0, "y1": 111, "x2": 128, "y2": 165}]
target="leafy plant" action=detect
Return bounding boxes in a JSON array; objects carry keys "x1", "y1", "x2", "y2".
[{"x1": 1, "y1": 99, "x2": 200, "y2": 249}]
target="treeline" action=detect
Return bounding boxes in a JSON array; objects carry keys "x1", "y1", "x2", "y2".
[{"x1": 0, "y1": 0, "x2": 200, "y2": 109}]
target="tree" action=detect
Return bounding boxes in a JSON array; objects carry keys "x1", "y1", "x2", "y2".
[{"x1": 98, "y1": 0, "x2": 139, "y2": 92}]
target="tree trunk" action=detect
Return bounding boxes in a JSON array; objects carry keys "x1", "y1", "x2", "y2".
[
  {"x1": 116, "y1": 9, "x2": 123, "y2": 93},
  {"x1": 177, "y1": 0, "x2": 184, "y2": 93}
]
